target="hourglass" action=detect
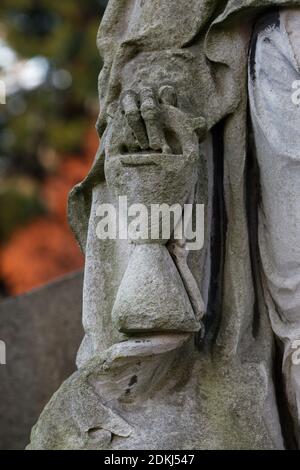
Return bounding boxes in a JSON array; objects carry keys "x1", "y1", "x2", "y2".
[{"x1": 105, "y1": 87, "x2": 207, "y2": 334}]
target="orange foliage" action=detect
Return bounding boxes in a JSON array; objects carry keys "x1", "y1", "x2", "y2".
[{"x1": 1, "y1": 127, "x2": 99, "y2": 296}]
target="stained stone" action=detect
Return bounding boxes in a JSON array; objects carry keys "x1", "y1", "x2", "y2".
[
  {"x1": 112, "y1": 244, "x2": 200, "y2": 333},
  {"x1": 28, "y1": 1, "x2": 300, "y2": 450}
]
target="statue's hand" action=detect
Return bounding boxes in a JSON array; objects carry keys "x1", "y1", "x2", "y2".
[{"x1": 116, "y1": 85, "x2": 207, "y2": 157}]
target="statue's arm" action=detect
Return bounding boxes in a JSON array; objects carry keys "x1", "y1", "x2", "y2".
[{"x1": 96, "y1": 0, "x2": 214, "y2": 137}]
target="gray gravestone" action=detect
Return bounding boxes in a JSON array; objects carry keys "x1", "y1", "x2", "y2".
[{"x1": 0, "y1": 271, "x2": 84, "y2": 450}]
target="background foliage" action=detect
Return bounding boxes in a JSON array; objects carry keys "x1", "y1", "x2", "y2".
[{"x1": 0, "y1": 0, "x2": 108, "y2": 296}]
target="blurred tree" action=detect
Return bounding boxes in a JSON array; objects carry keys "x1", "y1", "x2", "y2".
[
  {"x1": 0, "y1": 0, "x2": 108, "y2": 242},
  {"x1": 0, "y1": 0, "x2": 107, "y2": 169}
]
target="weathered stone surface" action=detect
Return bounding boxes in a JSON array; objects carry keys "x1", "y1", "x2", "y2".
[
  {"x1": 112, "y1": 245, "x2": 201, "y2": 333},
  {"x1": 0, "y1": 272, "x2": 84, "y2": 450},
  {"x1": 28, "y1": 334, "x2": 284, "y2": 450},
  {"x1": 29, "y1": 1, "x2": 300, "y2": 450}
]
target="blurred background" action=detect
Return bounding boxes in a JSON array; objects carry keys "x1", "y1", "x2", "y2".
[{"x1": 0, "y1": 0, "x2": 108, "y2": 298}]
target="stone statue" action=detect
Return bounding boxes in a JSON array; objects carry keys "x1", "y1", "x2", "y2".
[{"x1": 28, "y1": 1, "x2": 300, "y2": 450}]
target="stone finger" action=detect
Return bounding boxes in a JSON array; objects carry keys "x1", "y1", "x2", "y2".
[
  {"x1": 140, "y1": 87, "x2": 169, "y2": 152},
  {"x1": 120, "y1": 90, "x2": 149, "y2": 149}
]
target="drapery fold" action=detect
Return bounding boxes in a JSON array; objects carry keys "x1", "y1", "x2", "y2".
[{"x1": 68, "y1": 0, "x2": 300, "y2": 445}]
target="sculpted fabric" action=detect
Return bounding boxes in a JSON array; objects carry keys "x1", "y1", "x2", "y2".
[{"x1": 28, "y1": 0, "x2": 300, "y2": 449}]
